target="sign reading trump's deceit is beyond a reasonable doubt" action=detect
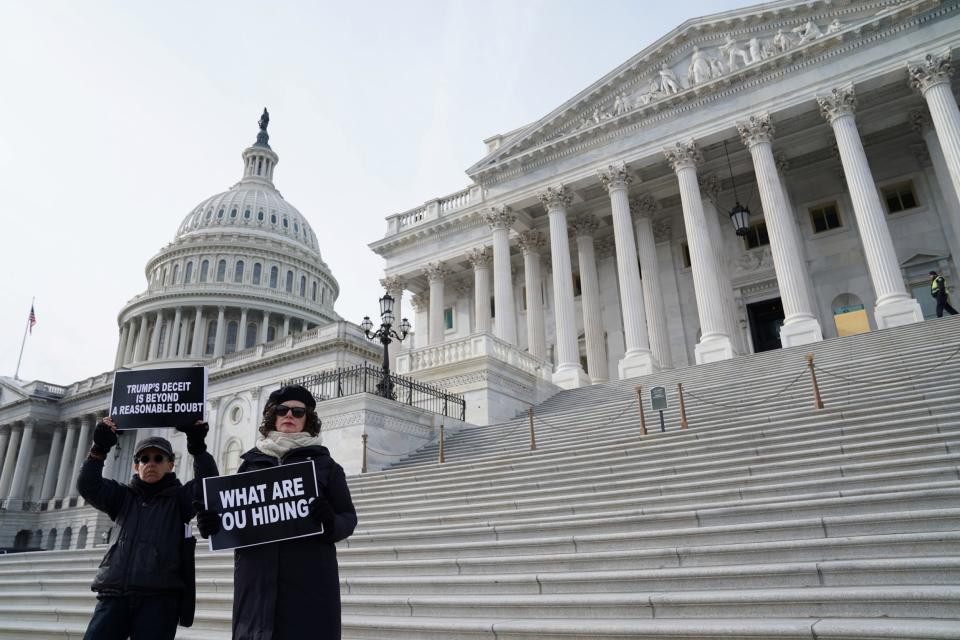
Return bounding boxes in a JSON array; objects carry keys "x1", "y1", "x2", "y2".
[
  {"x1": 110, "y1": 366, "x2": 207, "y2": 429},
  {"x1": 202, "y1": 462, "x2": 322, "y2": 551}
]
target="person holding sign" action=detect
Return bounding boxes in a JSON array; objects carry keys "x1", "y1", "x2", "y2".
[
  {"x1": 78, "y1": 417, "x2": 218, "y2": 640},
  {"x1": 195, "y1": 384, "x2": 357, "y2": 640}
]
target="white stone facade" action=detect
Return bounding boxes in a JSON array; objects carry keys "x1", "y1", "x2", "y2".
[{"x1": 373, "y1": 0, "x2": 959, "y2": 404}]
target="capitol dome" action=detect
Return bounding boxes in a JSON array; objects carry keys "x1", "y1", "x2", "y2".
[{"x1": 114, "y1": 109, "x2": 341, "y2": 368}]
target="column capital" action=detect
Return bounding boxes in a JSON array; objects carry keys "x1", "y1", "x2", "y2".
[
  {"x1": 630, "y1": 193, "x2": 661, "y2": 219},
  {"x1": 909, "y1": 108, "x2": 934, "y2": 134},
  {"x1": 410, "y1": 292, "x2": 429, "y2": 313},
  {"x1": 537, "y1": 185, "x2": 572, "y2": 212},
  {"x1": 652, "y1": 218, "x2": 672, "y2": 242},
  {"x1": 774, "y1": 151, "x2": 790, "y2": 176},
  {"x1": 423, "y1": 261, "x2": 450, "y2": 283},
  {"x1": 467, "y1": 247, "x2": 492, "y2": 269},
  {"x1": 483, "y1": 205, "x2": 516, "y2": 230},
  {"x1": 597, "y1": 162, "x2": 633, "y2": 193},
  {"x1": 570, "y1": 212, "x2": 600, "y2": 238},
  {"x1": 516, "y1": 230, "x2": 546, "y2": 255},
  {"x1": 817, "y1": 85, "x2": 856, "y2": 123},
  {"x1": 696, "y1": 174, "x2": 722, "y2": 205},
  {"x1": 453, "y1": 279, "x2": 472, "y2": 297},
  {"x1": 908, "y1": 51, "x2": 953, "y2": 94},
  {"x1": 737, "y1": 112, "x2": 775, "y2": 147},
  {"x1": 379, "y1": 275, "x2": 405, "y2": 296},
  {"x1": 595, "y1": 236, "x2": 617, "y2": 259},
  {"x1": 217, "y1": 305, "x2": 226, "y2": 313},
  {"x1": 663, "y1": 140, "x2": 703, "y2": 172}
]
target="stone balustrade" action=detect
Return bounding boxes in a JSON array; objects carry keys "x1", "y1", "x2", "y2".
[{"x1": 397, "y1": 332, "x2": 553, "y2": 380}]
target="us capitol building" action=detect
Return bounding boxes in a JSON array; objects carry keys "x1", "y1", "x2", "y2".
[{"x1": 1, "y1": 0, "x2": 959, "y2": 550}]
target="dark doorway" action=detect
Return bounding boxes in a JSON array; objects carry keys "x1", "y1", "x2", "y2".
[{"x1": 747, "y1": 297, "x2": 785, "y2": 353}]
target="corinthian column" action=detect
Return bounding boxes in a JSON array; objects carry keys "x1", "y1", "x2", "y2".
[
  {"x1": 147, "y1": 311, "x2": 163, "y2": 361},
  {"x1": 598, "y1": 163, "x2": 657, "y2": 377},
  {"x1": 40, "y1": 424, "x2": 66, "y2": 502},
  {"x1": 911, "y1": 109, "x2": 960, "y2": 258},
  {"x1": 630, "y1": 195, "x2": 673, "y2": 368},
  {"x1": 664, "y1": 141, "x2": 735, "y2": 363},
  {"x1": 467, "y1": 248, "x2": 492, "y2": 333},
  {"x1": 737, "y1": 113, "x2": 823, "y2": 346},
  {"x1": 133, "y1": 314, "x2": 150, "y2": 362},
  {"x1": 115, "y1": 324, "x2": 130, "y2": 368},
  {"x1": 485, "y1": 206, "x2": 518, "y2": 344},
  {"x1": 517, "y1": 231, "x2": 547, "y2": 360},
  {"x1": 0, "y1": 425, "x2": 23, "y2": 501},
  {"x1": 191, "y1": 307, "x2": 205, "y2": 356},
  {"x1": 570, "y1": 213, "x2": 608, "y2": 383},
  {"x1": 817, "y1": 87, "x2": 923, "y2": 328},
  {"x1": 537, "y1": 186, "x2": 589, "y2": 389},
  {"x1": 67, "y1": 415, "x2": 94, "y2": 500},
  {"x1": 53, "y1": 421, "x2": 78, "y2": 503},
  {"x1": 213, "y1": 306, "x2": 227, "y2": 356},
  {"x1": 697, "y1": 174, "x2": 744, "y2": 353},
  {"x1": 167, "y1": 307, "x2": 183, "y2": 358},
  {"x1": 7, "y1": 420, "x2": 36, "y2": 506},
  {"x1": 424, "y1": 262, "x2": 450, "y2": 345}
]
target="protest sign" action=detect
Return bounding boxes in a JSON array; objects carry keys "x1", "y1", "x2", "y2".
[
  {"x1": 202, "y1": 461, "x2": 321, "y2": 551},
  {"x1": 110, "y1": 366, "x2": 207, "y2": 429}
]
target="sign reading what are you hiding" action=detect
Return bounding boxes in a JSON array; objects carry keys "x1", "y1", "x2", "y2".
[
  {"x1": 202, "y1": 462, "x2": 321, "y2": 551},
  {"x1": 110, "y1": 366, "x2": 207, "y2": 429}
]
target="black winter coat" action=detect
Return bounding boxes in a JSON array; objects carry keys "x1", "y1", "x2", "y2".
[
  {"x1": 78, "y1": 452, "x2": 219, "y2": 595},
  {"x1": 232, "y1": 445, "x2": 357, "y2": 640}
]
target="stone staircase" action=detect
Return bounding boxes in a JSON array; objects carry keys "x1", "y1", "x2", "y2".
[{"x1": 0, "y1": 316, "x2": 958, "y2": 639}]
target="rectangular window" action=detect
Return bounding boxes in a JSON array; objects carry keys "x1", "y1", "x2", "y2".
[
  {"x1": 572, "y1": 273, "x2": 582, "y2": 298},
  {"x1": 443, "y1": 307, "x2": 454, "y2": 330},
  {"x1": 882, "y1": 180, "x2": 919, "y2": 213},
  {"x1": 743, "y1": 221, "x2": 770, "y2": 250},
  {"x1": 680, "y1": 242, "x2": 692, "y2": 268},
  {"x1": 809, "y1": 202, "x2": 842, "y2": 233},
  {"x1": 490, "y1": 296, "x2": 496, "y2": 318}
]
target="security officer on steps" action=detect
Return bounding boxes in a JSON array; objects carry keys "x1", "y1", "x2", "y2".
[{"x1": 930, "y1": 270, "x2": 958, "y2": 317}]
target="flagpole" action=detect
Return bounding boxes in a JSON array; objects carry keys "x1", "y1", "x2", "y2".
[{"x1": 13, "y1": 297, "x2": 34, "y2": 381}]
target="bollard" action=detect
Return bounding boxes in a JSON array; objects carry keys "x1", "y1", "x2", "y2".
[
  {"x1": 678, "y1": 383, "x2": 689, "y2": 429},
  {"x1": 528, "y1": 406, "x2": 537, "y2": 451},
  {"x1": 438, "y1": 424, "x2": 445, "y2": 464},
  {"x1": 361, "y1": 433, "x2": 368, "y2": 474},
  {"x1": 635, "y1": 385, "x2": 647, "y2": 436},
  {"x1": 806, "y1": 353, "x2": 825, "y2": 410}
]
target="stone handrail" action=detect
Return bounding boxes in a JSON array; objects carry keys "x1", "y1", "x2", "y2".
[
  {"x1": 131, "y1": 281, "x2": 333, "y2": 306},
  {"x1": 396, "y1": 332, "x2": 552, "y2": 380},
  {"x1": 385, "y1": 185, "x2": 484, "y2": 235}
]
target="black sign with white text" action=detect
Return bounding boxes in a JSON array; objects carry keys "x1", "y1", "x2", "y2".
[
  {"x1": 650, "y1": 386, "x2": 668, "y2": 411},
  {"x1": 110, "y1": 367, "x2": 207, "y2": 429},
  {"x1": 202, "y1": 462, "x2": 321, "y2": 551}
]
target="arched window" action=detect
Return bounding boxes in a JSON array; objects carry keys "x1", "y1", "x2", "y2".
[
  {"x1": 312, "y1": 281, "x2": 317, "y2": 302},
  {"x1": 257, "y1": 210, "x2": 264, "y2": 222},
  {"x1": 225, "y1": 321, "x2": 239, "y2": 354},
  {"x1": 282, "y1": 217, "x2": 289, "y2": 228},
  {"x1": 267, "y1": 325, "x2": 276, "y2": 342},
  {"x1": 299, "y1": 275, "x2": 306, "y2": 297},
  {"x1": 252, "y1": 263, "x2": 262, "y2": 285},
  {"x1": 230, "y1": 208, "x2": 237, "y2": 218},
  {"x1": 161, "y1": 267, "x2": 168, "y2": 285},
  {"x1": 184, "y1": 261, "x2": 193, "y2": 284},
  {"x1": 216, "y1": 260, "x2": 227, "y2": 282},
  {"x1": 244, "y1": 209, "x2": 251, "y2": 219},
  {"x1": 234, "y1": 260, "x2": 244, "y2": 283},
  {"x1": 223, "y1": 439, "x2": 243, "y2": 475},
  {"x1": 269, "y1": 266, "x2": 278, "y2": 289},
  {"x1": 172, "y1": 264, "x2": 180, "y2": 284},
  {"x1": 47, "y1": 528, "x2": 57, "y2": 550},
  {"x1": 205, "y1": 320, "x2": 217, "y2": 355},
  {"x1": 270, "y1": 213, "x2": 277, "y2": 225},
  {"x1": 61, "y1": 527, "x2": 73, "y2": 550},
  {"x1": 245, "y1": 322, "x2": 257, "y2": 349},
  {"x1": 199, "y1": 260, "x2": 209, "y2": 283},
  {"x1": 285, "y1": 270, "x2": 293, "y2": 293},
  {"x1": 76, "y1": 526, "x2": 88, "y2": 549},
  {"x1": 217, "y1": 208, "x2": 224, "y2": 219}
]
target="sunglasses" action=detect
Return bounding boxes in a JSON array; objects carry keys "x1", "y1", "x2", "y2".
[
  {"x1": 274, "y1": 405, "x2": 307, "y2": 418},
  {"x1": 135, "y1": 454, "x2": 168, "y2": 465}
]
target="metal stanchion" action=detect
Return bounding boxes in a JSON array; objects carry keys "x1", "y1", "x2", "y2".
[
  {"x1": 635, "y1": 385, "x2": 647, "y2": 436},
  {"x1": 806, "y1": 353, "x2": 825, "y2": 409},
  {"x1": 438, "y1": 424, "x2": 445, "y2": 464},
  {"x1": 678, "y1": 383, "x2": 689, "y2": 429},
  {"x1": 361, "y1": 433, "x2": 368, "y2": 474},
  {"x1": 528, "y1": 407, "x2": 537, "y2": 451}
]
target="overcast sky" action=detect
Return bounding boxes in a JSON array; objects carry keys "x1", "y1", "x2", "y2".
[{"x1": 0, "y1": 0, "x2": 759, "y2": 384}]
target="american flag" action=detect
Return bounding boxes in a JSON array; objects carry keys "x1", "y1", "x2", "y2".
[{"x1": 28, "y1": 305, "x2": 37, "y2": 334}]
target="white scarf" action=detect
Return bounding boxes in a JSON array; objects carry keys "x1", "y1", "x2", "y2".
[{"x1": 255, "y1": 430, "x2": 323, "y2": 459}]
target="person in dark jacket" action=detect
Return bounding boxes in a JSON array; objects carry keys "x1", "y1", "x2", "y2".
[
  {"x1": 930, "y1": 270, "x2": 958, "y2": 317},
  {"x1": 79, "y1": 417, "x2": 218, "y2": 640},
  {"x1": 195, "y1": 385, "x2": 357, "y2": 640}
]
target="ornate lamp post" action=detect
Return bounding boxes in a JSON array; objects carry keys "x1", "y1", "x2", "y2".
[{"x1": 360, "y1": 292, "x2": 411, "y2": 399}]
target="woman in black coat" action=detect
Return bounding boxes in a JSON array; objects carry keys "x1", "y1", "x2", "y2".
[{"x1": 201, "y1": 385, "x2": 357, "y2": 640}]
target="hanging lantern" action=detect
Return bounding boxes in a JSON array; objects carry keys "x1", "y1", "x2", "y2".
[{"x1": 729, "y1": 201, "x2": 751, "y2": 236}]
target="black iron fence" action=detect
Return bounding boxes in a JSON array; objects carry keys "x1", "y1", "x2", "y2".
[{"x1": 288, "y1": 363, "x2": 466, "y2": 421}]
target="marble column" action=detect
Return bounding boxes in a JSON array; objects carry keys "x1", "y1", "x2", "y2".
[
  {"x1": 40, "y1": 424, "x2": 66, "y2": 502},
  {"x1": 817, "y1": 87, "x2": 923, "y2": 328},
  {"x1": 67, "y1": 415, "x2": 94, "y2": 500},
  {"x1": 7, "y1": 420, "x2": 37, "y2": 505},
  {"x1": 145, "y1": 312, "x2": 161, "y2": 361},
  {"x1": 467, "y1": 248, "x2": 493, "y2": 333},
  {"x1": 738, "y1": 113, "x2": 824, "y2": 346},
  {"x1": 537, "y1": 186, "x2": 589, "y2": 388},
  {"x1": 425, "y1": 262, "x2": 450, "y2": 345},
  {"x1": 664, "y1": 140, "x2": 736, "y2": 363},
  {"x1": 281, "y1": 315, "x2": 291, "y2": 338},
  {"x1": 260, "y1": 310, "x2": 272, "y2": 344},
  {"x1": 0, "y1": 427, "x2": 9, "y2": 475},
  {"x1": 485, "y1": 206, "x2": 518, "y2": 345},
  {"x1": 910, "y1": 104, "x2": 960, "y2": 257},
  {"x1": 774, "y1": 153, "x2": 821, "y2": 321},
  {"x1": 410, "y1": 294, "x2": 429, "y2": 348},
  {"x1": 517, "y1": 231, "x2": 548, "y2": 361},
  {"x1": 191, "y1": 307, "x2": 205, "y2": 357},
  {"x1": 598, "y1": 163, "x2": 657, "y2": 377},
  {"x1": 630, "y1": 195, "x2": 673, "y2": 368},
  {"x1": 571, "y1": 213, "x2": 608, "y2": 383},
  {"x1": 123, "y1": 321, "x2": 137, "y2": 365},
  {"x1": 133, "y1": 314, "x2": 150, "y2": 362},
  {"x1": 115, "y1": 324, "x2": 130, "y2": 368},
  {"x1": 238, "y1": 308, "x2": 248, "y2": 350},
  {"x1": 0, "y1": 424, "x2": 22, "y2": 500},
  {"x1": 213, "y1": 306, "x2": 227, "y2": 356},
  {"x1": 53, "y1": 421, "x2": 78, "y2": 503},
  {"x1": 167, "y1": 307, "x2": 183, "y2": 358}
]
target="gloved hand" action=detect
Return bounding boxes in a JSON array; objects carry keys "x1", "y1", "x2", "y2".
[
  {"x1": 177, "y1": 421, "x2": 209, "y2": 455},
  {"x1": 192, "y1": 501, "x2": 221, "y2": 539},
  {"x1": 91, "y1": 420, "x2": 118, "y2": 456},
  {"x1": 308, "y1": 495, "x2": 336, "y2": 534}
]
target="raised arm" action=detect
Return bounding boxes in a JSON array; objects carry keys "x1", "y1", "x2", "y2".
[{"x1": 77, "y1": 419, "x2": 126, "y2": 520}]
